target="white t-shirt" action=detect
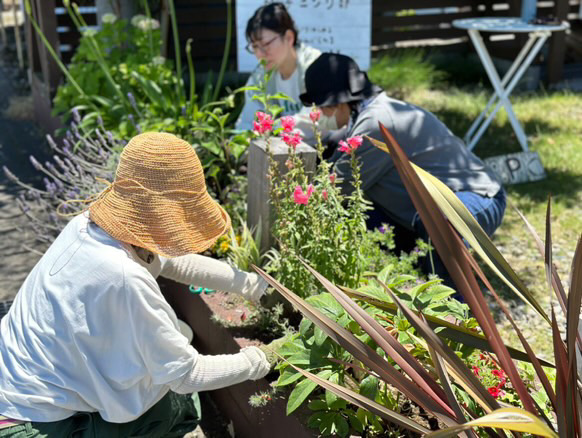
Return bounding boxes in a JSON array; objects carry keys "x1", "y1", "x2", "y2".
[
  {"x1": 274, "y1": 69, "x2": 302, "y2": 116},
  {"x1": 0, "y1": 214, "x2": 196, "y2": 423}
]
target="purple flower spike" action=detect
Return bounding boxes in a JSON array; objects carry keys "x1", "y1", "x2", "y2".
[
  {"x1": 128, "y1": 92, "x2": 139, "y2": 113},
  {"x1": 72, "y1": 108, "x2": 81, "y2": 124},
  {"x1": 378, "y1": 225, "x2": 386, "y2": 234}
]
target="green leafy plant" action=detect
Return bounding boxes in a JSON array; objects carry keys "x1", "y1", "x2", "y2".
[
  {"x1": 250, "y1": 124, "x2": 580, "y2": 437},
  {"x1": 26, "y1": 0, "x2": 248, "y2": 206},
  {"x1": 273, "y1": 274, "x2": 477, "y2": 437},
  {"x1": 226, "y1": 221, "x2": 265, "y2": 272}
]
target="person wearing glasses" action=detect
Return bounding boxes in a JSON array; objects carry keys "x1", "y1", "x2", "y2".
[{"x1": 235, "y1": 2, "x2": 322, "y2": 142}]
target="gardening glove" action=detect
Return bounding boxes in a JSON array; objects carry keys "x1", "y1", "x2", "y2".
[
  {"x1": 169, "y1": 346, "x2": 270, "y2": 395},
  {"x1": 159, "y1": 254, "x2": 267, "y2": 304},
  {"x1": 258, "y1": 335, "x2": 292, "y2": 370}
]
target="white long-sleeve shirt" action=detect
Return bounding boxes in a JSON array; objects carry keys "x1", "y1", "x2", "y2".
[{"x1": 0, "y1": 213, "x2": 267, "y2": 423}]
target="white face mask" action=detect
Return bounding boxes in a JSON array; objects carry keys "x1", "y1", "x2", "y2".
[{"x1": 318, "y1": 108, "x2": 338, "y2": 131}]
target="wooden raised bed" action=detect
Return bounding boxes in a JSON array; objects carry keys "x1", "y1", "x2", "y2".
[{"x1": 159, "y1": 278, "x2": 314, "y2": 438}]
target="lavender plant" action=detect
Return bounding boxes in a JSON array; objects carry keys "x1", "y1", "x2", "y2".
[
  {"x1": 3, "y1": 115, "x2": 123, "y2": 253},
  {"x1": 26, "y1": 0, "x2": 247, "y2": 208}
]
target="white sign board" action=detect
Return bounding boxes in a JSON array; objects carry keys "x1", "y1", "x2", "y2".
[{"x1": 236, "y1": 0, "x2": 371, "y2": 73}]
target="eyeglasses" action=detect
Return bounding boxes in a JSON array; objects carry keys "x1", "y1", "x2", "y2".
[{"x1": 245, "y1": 34, "x2": 282, "y2": 54}]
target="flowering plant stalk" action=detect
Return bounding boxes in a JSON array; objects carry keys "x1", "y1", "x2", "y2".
[
  {"x1": 3, "y1": 116, "x2": 122, "y2": 253},
  {"x1": 251, "y1": 92, "x2": 371, "y2": 297}
]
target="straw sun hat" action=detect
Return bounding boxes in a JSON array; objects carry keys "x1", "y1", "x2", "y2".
[{"x1": 89, "y1": 132, "x2": 231, "y2": 258}]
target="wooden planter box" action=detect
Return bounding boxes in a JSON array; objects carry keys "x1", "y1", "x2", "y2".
[{"x1": 159, "y1": 278, "x2": 314, "y2": 438}]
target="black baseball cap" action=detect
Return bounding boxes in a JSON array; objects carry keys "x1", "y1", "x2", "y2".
[{"x1": 300, "y1": 53, "x2": 381, "y2": 107}]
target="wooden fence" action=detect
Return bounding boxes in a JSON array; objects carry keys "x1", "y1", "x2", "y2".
[
  {"x1": 174, "y1": 0, "x2": 581, "y2": 81},
  {"x1": 25, "y1": 0, "x2": 581, "y2": 131},
  {"x1": 24, "y1": 0, "x2": 97, "y2": 132}
]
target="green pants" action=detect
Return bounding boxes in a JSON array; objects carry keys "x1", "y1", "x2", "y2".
[{"x1": 0, "y1": 392, "x2": 200, "y2": 438}]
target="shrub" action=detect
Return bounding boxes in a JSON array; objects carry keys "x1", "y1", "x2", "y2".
[{"x1": 368, "y1": 50, "x2": 446, "y2": 100}]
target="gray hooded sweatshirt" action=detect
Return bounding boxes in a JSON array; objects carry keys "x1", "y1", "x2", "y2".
[{"x1": 332, "y1": 92, "x2": 502, "y2": 230}]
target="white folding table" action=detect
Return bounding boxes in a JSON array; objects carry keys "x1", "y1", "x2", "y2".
[{"x1": 452, "y1": 17, "x2": 569, "y2": 151}]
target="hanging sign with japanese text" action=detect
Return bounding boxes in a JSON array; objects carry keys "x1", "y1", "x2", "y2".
[{"x1": 236, "y1": 0, "x2": 371, "y2": 72}]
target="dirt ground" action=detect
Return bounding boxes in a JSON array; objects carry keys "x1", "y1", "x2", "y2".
[{"x1": 0, "y1": 45, "x2": 46, "y2": 300}]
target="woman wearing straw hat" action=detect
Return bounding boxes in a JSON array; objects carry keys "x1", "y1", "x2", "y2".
[{"x1": 0, "y1": 133, "x2": 271, "y2": 436}]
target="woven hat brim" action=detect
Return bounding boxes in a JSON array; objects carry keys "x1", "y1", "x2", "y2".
[{"x1": 89, "y1": 188, "x2": 231, "y2": 258}]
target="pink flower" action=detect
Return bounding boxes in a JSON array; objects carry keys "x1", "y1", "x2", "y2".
[
  {"x1": 338, "y1": 136, "x2": 364, "y2": 154},
  {"x1": 281, "y1": 116, "x2": 295, "y2": 132},
  {"x1": 253, "y1": 121, "x2": 261, "y2": 134},
  {"x1": 293, "y1": 185, "x2": 314, "y2": 205},
  {"x1": 329, "y1": 173, "x2": 336, "y2": 184},
  {"x1": 310, "y1": 109, "x2": 321, "y2": 124},
  {"x1": 347, "y1": 136, "x2": 363, "y2": 150},
  {"x1": 338, "y1": 140, "x2": 351, "y2": 153},
  {"x1": 322, "y1": 189, "x2": 328, "y2": 200},
  {"x1": 253, "y1": 112, "x2": 274, "y2": 135},
  {"x1": 282, "y1": 132, "x2": 301, "y2": 149}
]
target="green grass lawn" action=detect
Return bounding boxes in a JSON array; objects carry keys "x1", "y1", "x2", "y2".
[{"x1": 405, "y1": 86, "x2": 582, "y2": 358}]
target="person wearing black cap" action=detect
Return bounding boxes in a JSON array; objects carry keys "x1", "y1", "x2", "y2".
[{"x1": 300, "y1": 53, "x2": 506, "y2": 281}]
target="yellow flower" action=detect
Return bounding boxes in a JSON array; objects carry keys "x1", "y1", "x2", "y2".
[
  {"x1": 236, "y1": 235, "x2": 242, "y2": 245},
  {"x1": 220, "y1": 241, "x2": 230, "y2": 252}
]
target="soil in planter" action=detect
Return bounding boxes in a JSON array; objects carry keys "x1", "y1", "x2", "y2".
[{"x1": 199, "y1": 291, "x2": 292, "y2": 347}]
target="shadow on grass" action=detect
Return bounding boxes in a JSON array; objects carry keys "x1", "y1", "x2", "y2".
[
  {"x1": 506, "y1": 168, "x2": 582, "y2": 208},
  {"x1": 429, "y1": 107, "x2": 560, "y2": 159}
]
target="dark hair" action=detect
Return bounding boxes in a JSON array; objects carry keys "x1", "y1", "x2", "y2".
[{"x1": 245, "y1": 2, "x2": 299, "y2": 47}]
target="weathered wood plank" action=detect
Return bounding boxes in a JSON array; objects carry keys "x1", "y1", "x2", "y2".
[{"x1": 247, "y1": 138, "x2": 316, "y2": 252}]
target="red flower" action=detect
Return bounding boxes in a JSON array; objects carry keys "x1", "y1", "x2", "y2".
[
  {"x1": 322, "y1": 189, "x2": 328, "y2": 200},
  {"x1": 492, "y1": 369, "x2": 505, "y2": 379},
  {"x1": 488, "y1": 386, "x2": 501, "y2": 398},
  {"x1": 472, "y1": 365, "x2": 480, "y2": 376},
  {"x1": 479, "y1": 353, "x2": 486, "y2": 361},
  {"x1": 329, "y1": 173, "x2": 336, "y2": 184}
]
